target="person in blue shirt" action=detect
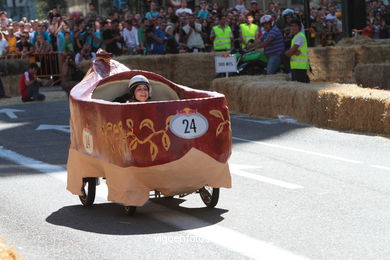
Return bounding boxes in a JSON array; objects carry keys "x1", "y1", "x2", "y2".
[
  {"x1": 146, "y1": 2, "x2": 159, "y2": 20},
  {"x1": 197, "y1": 1, "x2": 209, "y2": 19},
  {"x1": 31, "y1": 23, "x2": 51, "y2": 45},
  {"x1": 145, "y1": 23, "x2": 166, "y2": 55}
]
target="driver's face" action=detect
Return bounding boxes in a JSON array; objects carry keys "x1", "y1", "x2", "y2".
[{"x1": 134, "y1": 84, "x2": 149, "y2": 102}]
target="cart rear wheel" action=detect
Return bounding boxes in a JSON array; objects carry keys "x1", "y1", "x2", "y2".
[
  {"x1": 124, "y1": 206, "x2": 137, "y2": 216},
  {"x1": 199, "y1": 186, "x2": 219, "y2": 208},
  {"x1": 79, "y1": 178, "x2": 97, "y2": 206}
]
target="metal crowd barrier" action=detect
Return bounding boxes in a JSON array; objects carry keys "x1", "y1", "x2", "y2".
[{"x1": 0, "y1": 52, "x2": 62, "y2": 78}]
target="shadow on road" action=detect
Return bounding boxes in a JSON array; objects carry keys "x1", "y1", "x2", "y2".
[{"x1": 46, "y1": 198, "x2": 228, "y2": 235}]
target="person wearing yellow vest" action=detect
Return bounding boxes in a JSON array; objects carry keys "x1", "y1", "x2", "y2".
[
  {"x1": 284, "y1": 19, "x2": 310, "y2": 83},
  {"x1": 239, "y1": 13, "x2": 258, "y2": 48},
  {"x1": 210, "y1": 15, "x2": 233, "y2": 51}
]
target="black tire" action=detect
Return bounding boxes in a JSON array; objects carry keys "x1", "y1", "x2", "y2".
[
  {"x1": 199, "y1": 186, "x2": 219, "y2": 208},
  {"x1": 79, "y1": 178, "x2": 97, "y2": 206},
  {"x1": 124, "y1": 206, "x2": 137, "y2": 216}
]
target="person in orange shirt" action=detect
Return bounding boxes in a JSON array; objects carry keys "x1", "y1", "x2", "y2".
[{"x1": 6, "y1": 27, "x2": 17, "y2": 54}]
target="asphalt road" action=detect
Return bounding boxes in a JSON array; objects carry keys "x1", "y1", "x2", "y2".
[{"x1": 1, "y1": 97, "x2": 390, "y2": 260}]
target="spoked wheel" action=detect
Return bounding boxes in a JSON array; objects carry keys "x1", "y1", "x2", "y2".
[
  {"x1": 124, "y1": 206, "x2": 137, "y2": 216},
  {"x1": 199, "y1": 186, "x2": 219, "y2": 208},
  {"x1": 79, "y1": 178, "x2": 97, "y2": 206}
]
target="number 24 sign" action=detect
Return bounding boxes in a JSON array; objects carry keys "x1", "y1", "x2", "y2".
[{"x1": 169, "y1": 112, "x2": 209, "y2": 139}]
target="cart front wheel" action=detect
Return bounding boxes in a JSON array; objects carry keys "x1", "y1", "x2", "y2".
[
  {"x1": 79, "y1": 178, "x2": 97, "y2": 206},
  {"x1": 199, "y1": 186, "x2": 219, "y2": 208},
  {"x1": 124, "y1": 206, "x2": 137, "y2": 216}
]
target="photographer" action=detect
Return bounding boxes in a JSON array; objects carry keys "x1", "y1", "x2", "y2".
[
  {"x1": 145, "y1": 21, "x2": 166, "y2": 55},
  {"x1": 102, "y1": 19, "x2": 123, "y2": 56},
  {"x1": 182, "y1": 14, "x2": 205, "y2": 52}
]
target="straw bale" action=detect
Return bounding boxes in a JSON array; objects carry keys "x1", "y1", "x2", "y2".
[
  {"x1": 171, "y1": 52, "x2": 216, "y2": 90},
  {"x1": 0, "y1": 238, "x2": 19, "y2": 260},
  {"x1": 212, "y1": 76, "x2": 390, "y2": 136},
  {"x1": 309, "y1": 46, "x2": 355, "y2": 82},
  {"x1": 1, "y1": 75, "x2": 21, "y2": 97},
  {"x1": 354, "y1": 45, "x2": 390, "y2": 64},
  {"x1": 354, "y1": 63, "x2": 390, "y2": 90}
]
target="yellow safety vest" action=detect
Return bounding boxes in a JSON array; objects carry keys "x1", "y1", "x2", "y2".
[
  {"x1": 213, "y1": 26, "x2": 232, "y2": 51},
  {"x1": 240, "y1": 23, "x2": 258, "y2": 47},
  {"x1": 290, "y1": 32, "x2": 309, "y2": 70}
]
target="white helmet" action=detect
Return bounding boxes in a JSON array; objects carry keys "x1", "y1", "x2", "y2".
[
  {"x1": 282, "y1": 9, "x2": 294, "y2": 16},
  {"x1": 260, "y1": 15, "x2": 273, "y2": 24},
  {"x1": 128, "y1": 75, "x2": 151, "y2": 98}
]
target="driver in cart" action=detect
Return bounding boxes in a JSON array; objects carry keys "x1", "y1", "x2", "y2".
[{"x1": 113, "y1": 75, "x2": 151, "y2": 103}]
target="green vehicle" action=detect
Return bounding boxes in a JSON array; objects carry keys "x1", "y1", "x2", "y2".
[{"x1": 232, "y1": 50, "x2": 270, "y2": 75}]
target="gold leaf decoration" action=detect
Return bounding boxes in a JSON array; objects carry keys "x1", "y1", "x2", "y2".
[
  {"x1": 140, "y1": 119, "x2": 155, "y2": 131},
  {"x1": 162, "y1": 133, "x2": 171, "y2": 151},
  {"x1": 210, "y1": 110, "x2": 224, "y2": 120},
  {"x1": 126, "y1": 119, "x2": 133, "y2": 130},
  {"x1": 216, "y1": 123, "x2": 224, "y2": 136},
  {"x1": 165, "y1": 115, "x2": 174, "y2": 129},
  {"x1": 150, "y1": 141, "x2": 158, "y2": 161},
  {"x1": 129, "y1": 139, "x2": 138, "y2": 150}
]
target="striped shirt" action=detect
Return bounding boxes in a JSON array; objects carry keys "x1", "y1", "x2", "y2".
[{"x1": 259, "y1": 25, "x2": 285, "y2": 57}]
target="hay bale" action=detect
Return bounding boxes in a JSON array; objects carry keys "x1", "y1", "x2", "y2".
[
  {"x1": 354, "y1": 63, "x2": 390, "y2": 90},
  {"x1": 171, "y1": 52, "x2": 216, "y2": 90},
  {"x1": 211, "y1": 76, "x2": 390, "y2": 136},
  {"x1": 337, "y1": 35, "x2": 390, "y2": 46},
  {"x1": 309, "y1": 46, "x2": 356, "y2": 82},
  {"x1": 354, "y1": 45, "x2": 390, "y2": 64},
  {"x1": 0, "y1": 238, "x2": 19, "y2": 260},
  {"x1": 0, "y1": 59, "x2": 28, "y2": 76},
  {"x1": 1, "y1": 75, "x2": 21, "y2": 97}
]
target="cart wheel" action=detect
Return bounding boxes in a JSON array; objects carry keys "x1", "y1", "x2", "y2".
[
  {"x1": 199, "y1": 186, "x2": 219, "y2": 208},
  {"x1": 79, "y1": 178, "x2": 97, "y2": 206},
  {"x1": 124, "y1": 206, "x2": 137, "y2": 216}
]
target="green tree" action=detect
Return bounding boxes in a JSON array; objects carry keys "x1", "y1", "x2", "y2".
[{"x1": 36, "y1": 0, "x2": 67, "y2": 20}]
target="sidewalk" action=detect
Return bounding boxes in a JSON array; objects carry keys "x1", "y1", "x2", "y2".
[{"x1": 0, "y1": 86, "x2": 68, "y2": 106}]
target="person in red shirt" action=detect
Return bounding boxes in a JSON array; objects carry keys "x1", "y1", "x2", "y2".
[{"x1": 19, "y1": 63, "x2": 45, "y2": 102}]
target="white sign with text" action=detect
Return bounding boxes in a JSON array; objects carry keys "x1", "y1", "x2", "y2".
[{"x1": 214, "y1": 55, "x2": 237, "y2": 73}]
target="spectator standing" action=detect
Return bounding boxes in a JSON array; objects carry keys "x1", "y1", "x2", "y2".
[
  {"x1": 182, "y1": 15, "x2": 205, "y2": 52},
  {"x1": 0, "y1": 11, "x2": 9, "y2": 27},
  {"x1": 198, "y1": 1, "x2": 209, "y2": 19},
  {"x1": 249, "y1": 0, "x2": 260, "y2": 17},
  {"x1": 250, "y1": 15, "x2": 284, "y2": 74},
  {"x1": 57, "y1": 22, "x2": 75, "y2": 53},
  {"x1": 6, "y1": 27, "x2": 17, "y2": 54},
  {"x1": 176, "y1": 0, "x2": 193, "y2": 16},
  {"x1": 240, "y1": 13, "x2": 258, "y2": 48},
  {"x1": 0, "y1": 32, "x2": 8, "y2": 56},
  {"x1": 122, "y1": 20, "x2": 140, "y2": 54},
  {"x1": 102, "y1": 19, "x2": 123, "y2": 56},
  {"x1": 75, "y1": 44, "x2": 96, "y2": 66},
  {"x1": 211, "y1": 15, "x2": 233, "y2": 51},
  {"x1": 86, "y1": 2, "x2": 98, "y2": 22},
  {"x1": 146, "y1": 2, "x2": 159, "y2": 20},
  {"x1": 16, "y1": 34, "x2": 34, "y2": 60},
  {"x1": 35, "y1": 34, "x2": 53, "y2": 53},
  {"x1": 19, "y1": 63, "x2": 45, "y2": 102},
  {"x1": 235, "y1": 0, "x2": 247, "y2": 14},
  {"x1": 285, "y1": 19, "x2": 310, "y2": 83},
  {"x1": 145, "y1": 22, "x2": 166, "y2": 54},
  {"x1": 91, "y1": 21, "x2": 103, "y2": 51},
  {"x1": 165, "y1": 25, "x2": 179, "y2": 54}
]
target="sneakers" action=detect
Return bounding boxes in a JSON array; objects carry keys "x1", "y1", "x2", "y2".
[{"x1": 21, "y1": 97, "x2": 35, "y2": 102}]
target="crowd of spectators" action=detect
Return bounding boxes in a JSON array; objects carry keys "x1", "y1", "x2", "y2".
[{"x1": 0, "y1": 0, "x2": 388, "y2": 63}]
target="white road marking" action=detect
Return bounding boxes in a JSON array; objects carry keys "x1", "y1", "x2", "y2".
[
  {"x1": 0, "y1": 108, "x2": 24, "y2": 119},
  {"x1": 36, "y1": 124, "x2": 70, "y2": 134},
  {"x1": 229, "y1": 163, "x2": 304, "y2": 189},
  {"x1": 0, "y1": 146, "x2": 309, "y2": 260},
  {"x1": 370, "y1": 165, "x2": 390, "y2": 172},
  {"x1": 233, "y1": 136, "x2": 362, "y2": 164},
  {"x1": 231, "y1": 115, "x2": 279, "y2": 125},
  {"x1": 0, "y1": 122, "x2": 28, "y2": 131}
]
